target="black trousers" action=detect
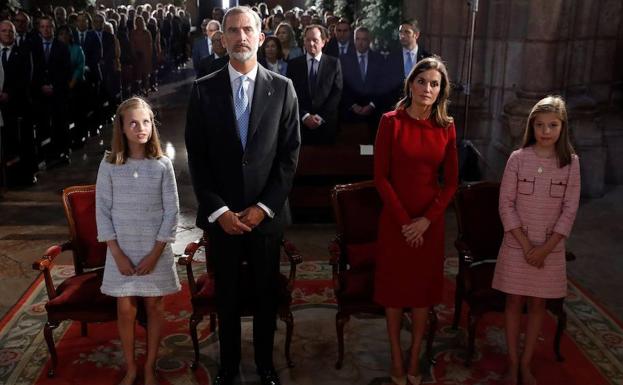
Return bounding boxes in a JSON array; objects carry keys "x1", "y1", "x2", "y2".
[{"x1": 208, "y1": 226, "x2": 281, "y2": 372}]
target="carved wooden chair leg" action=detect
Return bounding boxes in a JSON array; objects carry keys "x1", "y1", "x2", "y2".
[
  {"x1": 189, "y1": 315, "x2": 202, "y2": 370},
  {"x1": 80, "y1": 321, "x2": 88, "y2": 337},
  {"x1": 426, "y1": 308, "x2": 437, "y2": 365},
  {"x1": 452, "y1": 283, "x2": 463, "y2": 329},
  {"x1": 335, "y1": 312, "x2": 349, "y2": 369},
  {"x1": 280, "y1": 311, "x2": 295, "y2": 368},
  {"x1": 554, "y1": 308, "x2": 567, "y2": 362},
  {"x1": 44, "y1": 321, "x2": 59, "y2": 377},
  {"x1": 465, "y1": 311, "x2": 479, "y2": 367}
]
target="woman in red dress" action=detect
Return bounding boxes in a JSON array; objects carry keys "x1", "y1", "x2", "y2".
[{"x1": 374, "y1": 56, "x2": 458, "y2": 385}]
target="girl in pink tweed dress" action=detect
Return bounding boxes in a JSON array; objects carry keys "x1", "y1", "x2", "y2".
[{"x1": 492, "y1": 96, "x2": 581, "y2": 385}]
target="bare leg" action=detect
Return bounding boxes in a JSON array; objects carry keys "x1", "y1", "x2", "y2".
[
  {"x1": 117, "y1": 297, "x2": 138, "y2": 385},
  {"x1": 504, "y1": 294, "x2": 524, "y2": 385},
  {"x1": 406, "y1": 307, "x2": 428, "y2": 380},
  {"x1": 144, "y1": 296, "x2": 164, "y2": 385},
  {"x1": 386, "y1": 307, "x2": 405, "y2": 379},
  {"x1": 520, "y1": 297, "x2": 546, "y2": 385}
]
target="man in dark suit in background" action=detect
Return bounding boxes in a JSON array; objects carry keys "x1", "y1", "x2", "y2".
[
  {"x1": 287, "y1": 24, "x2": 342, "y2": 145},
  {"x1": 0, "y1": 20, "x2": 35, "y2": 185},
  {"x1": 340, "y1": 26, "x2": 384, "y2": 141},
  {"x1": 192, "y1": 18, "x2": 220, "y2": 75},
  {"x1": 185, "y1": 6, "x2": 300, "y2": 385},
  {"x1": 31, "y1": 16, "x2": 71, "y2": 164},
  {"x1": 196, "y1": 30, "x2": 228, "y2": 78},
  {"x1": 323, "y1": 18, "x2": 355, "y2": 59},
  {"x1": 385, "y1": 18, "x2": 431, "y2": 109}
]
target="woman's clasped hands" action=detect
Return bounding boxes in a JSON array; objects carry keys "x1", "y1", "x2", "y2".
[{"x1": 402, "y1": 217, "x2": 431, "y2": 248}]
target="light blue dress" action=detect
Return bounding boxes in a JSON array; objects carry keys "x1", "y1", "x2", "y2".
[{"x1": 96, "y1": 156, "x2": 181, "y2": 297}]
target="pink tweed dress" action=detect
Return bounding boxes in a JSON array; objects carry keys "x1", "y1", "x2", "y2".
[{"x1": 492, "y1": 147, "x2": 581, "y2": 298}]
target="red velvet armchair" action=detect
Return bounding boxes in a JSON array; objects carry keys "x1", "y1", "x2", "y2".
[
  {"x1": 453, "y1": 181, "x2": 573, "y2": 366},
  {"x1": 32, "y1": 185, "x2": 116, "y2": 377},
  {"x1": 178, "y1": 232, "x2": 303, "y2": 369},
  {"x1": 329, "y1": 181, "x2": 437, "y2": 370}
]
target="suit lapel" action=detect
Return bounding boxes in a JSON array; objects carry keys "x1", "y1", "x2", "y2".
[
  {"x1": 247, "y1": 65, "x2": 274, "y2": 148},
  {"x1": 215, "y1": 66, "x2": 240, "y2": 147}
]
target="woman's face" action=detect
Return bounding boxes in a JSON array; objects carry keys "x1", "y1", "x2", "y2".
[
  {"x1": 264, "y1": 39, "x2": 278, "y2": 60},
  {"x1": 57, "y1": 30, "x2": 70, "y2": 45},
  {"x1": 122, "y1": 107, "x2": 152, "y2": 146},
  {"x1": 276, "y1": 26, "x2": 289, "y2": 44},
  {"x1": 410, "y1": 69, "x2": 442, "y2": 108}
]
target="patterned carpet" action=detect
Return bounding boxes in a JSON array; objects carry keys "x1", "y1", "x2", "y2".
[{"x1": 0, "y1": 259, "x2": 621, "y2": 385}]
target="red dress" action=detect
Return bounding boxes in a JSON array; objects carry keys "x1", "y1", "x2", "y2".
[{"x1": 373, "y1": 110, "x2": 458, "y2": 307}]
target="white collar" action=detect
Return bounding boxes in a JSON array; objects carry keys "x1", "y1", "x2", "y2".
[
  {"x1": 228, "y1": 62, "x2": 258, "y2": 83},
  {"x1": 357, "y1": 50, "x2": 368, "y2": 57},
  {"x1": 0, "y1": 44, "x2": 14, "y2": 50},
  {"x1": 402, "y1": 45, "x2": 419, "y2": 56},
  {"x1": 306, "y1": 52, "x2": 322, "y2": 62}
]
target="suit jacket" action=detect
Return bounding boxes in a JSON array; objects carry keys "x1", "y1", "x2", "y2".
[
  {"x1": 196, "y1": 54, "x2": 228, "y2": 78},
  {"x1": 192, "y1": 36, "x2": 211, "y2": 72},
  {"x1": 185, "y1": 64, "x2": 301, "y2": 234},
  {"x1": 31, "y1": 36, "x2": 71, "y2": 99},
  {"x1": 286, "y1": 53, "x2": 342, "y2": 143},
  {"x1": 1, "y1": 44, "x2": 32, "y2": 126},
  {"x1": 74, "y1": 29, "x2": 102, "y2": 83},
  {"x1": 340, "y1": 49, "x2": 384, "y2": 111},
  {"x1": 323, "y1": 38, "x2": 356, "y2": 59},
  {"x1": 385, "y1": 46, "x2": 431, "y2": 108}
]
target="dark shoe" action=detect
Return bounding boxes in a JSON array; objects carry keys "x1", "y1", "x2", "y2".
[
  {"x1": 212, "y1": 370, "x2": 235, "y2": 385},
  {"x1": 258, "y1": 368, "x2": 281, "y2": 385}
]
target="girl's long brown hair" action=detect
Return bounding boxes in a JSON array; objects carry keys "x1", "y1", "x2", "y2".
[
  {"x1": 395, "y1": 55, "x2": 453, "y2": 128},
  {"x1": 521, "y1": 95, "x2": 575, "y2": 168},
  {"x1": 106, "y1": 97, "x2": 163, "y2": 164}
]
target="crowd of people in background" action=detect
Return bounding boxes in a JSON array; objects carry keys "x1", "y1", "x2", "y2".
[{"x1": 0, "y1": 2, "x2": 195, "y2": 187}]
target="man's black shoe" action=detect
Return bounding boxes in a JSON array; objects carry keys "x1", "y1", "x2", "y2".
[
  {"x1": 212, "y1": 370, "x2": 235, "y2": 385},
  {"x1": 258, "y1": 368, "x2": 281, "y2": 385}
]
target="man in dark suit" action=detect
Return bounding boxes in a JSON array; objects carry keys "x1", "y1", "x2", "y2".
[
  {"x1": 31, "y1": 16, "x2": 71, "y2": 163},
  {"x1": 340, "y1": 26, "x2": 385, "y2": 140},
  {"x1": 196, "y1": 30, "x2": 228, "y2": 78},
  {"x1": 74, "y1": 12, "x2": 102, "y2": 88},
  {"x1": 192, "y1": 18, "x2": 220, "y2": 75},
  {"x1": 323, "y1": 18, "x2": 355, "y2": 59},
  {"x1": 185, "y1": 6, "x2": 300, "y2": 385},
  {"x1": 385, "y1": 18, "x2": 431, "y2": 109},
  {"x1": 12, "y1": 11, "x2": 34, "y2": 49},
  {"x1": 0, "y1": 20, "x2": 35, "y2": 184},
  {"x1": 287, "y1": 24, "x2": 342, "y2": 145}
]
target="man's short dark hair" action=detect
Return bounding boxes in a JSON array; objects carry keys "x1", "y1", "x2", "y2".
[
  {"x1": 303, "y1": 24, "x2": 328, "y2": 40},
  {"x1": 401, "y1": 18, "x2": 420, "y2": 33}
]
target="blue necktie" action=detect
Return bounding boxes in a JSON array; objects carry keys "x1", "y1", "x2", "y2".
[
  {"x1": 340, "y1": 45, "x2": 346, "y2": 55},
  {"x1": 44, "y1": 42, "x2": 51, "y2": 62},
  {"x1": 359, "y1": 54, "x2": 366, "y2": 81},
  {"x1": 234, "y1": 75, "x2": 250, "y2": 149},
  {"x1": 309, "y1": 58, "x2": 317, "y2": 96},
  {"x1": 404, "y1": 51, "x2": 413, "y2": 77}
]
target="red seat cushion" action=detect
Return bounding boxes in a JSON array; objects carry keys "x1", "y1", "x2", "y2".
[
  {"x1": 337, "y1": 269, "x2": 374, "y2": 301},
  {"x1": 345, "y1": 242, "x2": 376, "y2": 269},
  {"x1": 45, "y1": 269, "x2": 117, "y2": 322}
]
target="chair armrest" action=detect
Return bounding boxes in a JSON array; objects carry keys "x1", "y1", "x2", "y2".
[
  {"x1": 328, "y1": 238, "x2": 342, "y2": 293},
  {"x1": 177, "y1": 239, "x2": 207, "y2": 295},
  {"x1": 32, "y1": 241, "x2": 72, "y2": 301},
  {"x1": 282, "y1": 238, "x2": 303, "y2": 291}
]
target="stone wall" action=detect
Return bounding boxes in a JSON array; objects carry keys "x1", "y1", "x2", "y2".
[{"x1": 404, "y1": 0, "x2": 623, "y2": 197}]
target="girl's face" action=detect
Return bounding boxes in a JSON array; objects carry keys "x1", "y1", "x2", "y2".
[
  {"x1": 264, "y1": 40, "x2": 278, "y2": 60},
  {"x1": 276, "y1": 26, "x2": 289, "y2": 43},
  {"x1": 122, "y1": 108, "x2": 152, "y2": 147},
  {"x1": 533, "y1": 112, "x2": 562, "y2": 149},
  {"x1": 410, "y1": 69, "x2": 442, "y2": 108}
]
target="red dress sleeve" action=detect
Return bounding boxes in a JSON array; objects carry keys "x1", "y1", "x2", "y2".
[
  {"x1": 374, "y1": 114, "x2": 412, "y2": 226},
  {"x1": 423, "y1": 122, "x2": 459, "y2": 222}
]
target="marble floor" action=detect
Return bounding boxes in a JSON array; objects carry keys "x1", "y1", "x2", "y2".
[{"x1": 1, "y1": 67, "x2": 622, "y2": 326}]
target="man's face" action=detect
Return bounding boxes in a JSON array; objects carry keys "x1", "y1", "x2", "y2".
[
  {"x1": 55, "y1": 9, "x2": 66, "y2": 23},
  {"x1": 0, "y1": 22, "x2": 16, "y2": 46},
  {"x1": 13, "y1": 14, "x2": 29, "y2": 34},
  {"x1": 212, "y1": 8, "x2": 224, "y2": 22},
  {"x1": 93, "y1": 15, "x2": 104, "y2": 31},
  {"x1": 211, "y1": 32, "x2": 226, "y2": 56},
  {"x1": 354, "y1": 30, "x2": 370, "y2": 54},
  {"x1": 304, "y1": 27, "x2": 325, "y2": 56},
  {"x1": 335, "y1": 22, "x2": 350, "y2": 44},
  {"x1": 206, "y1": 21, "x2": 220, "y2": 38},
  {"x1": 222, "y1": 12, "x2": 264, "y2": 63},
  {"x1": 39, "y1": 19, "x2": 54, "y2": 40},
  {"x1": 300, "y1": 14, "x2": 311, "y2": 27},
  {"x1": 399, "y1": 23, "x2": 419, "y2": 49},
  {"x1": 76, "y1": 15, "x2": 88, "y2": 31}
]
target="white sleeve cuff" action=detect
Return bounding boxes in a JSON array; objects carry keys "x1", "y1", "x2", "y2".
[
  {"x1": 301, "y1": 113, "x2": 310, "y2": 122},
  {"x1": 257, "y1": 202, "x2": 275, "y2": 218},
  {"x1": 208, "y1": 206, "x2": 229, "y2": 223},
  {"x1": 369, "y1": 102, "x2": 376, "y2": 108}
]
